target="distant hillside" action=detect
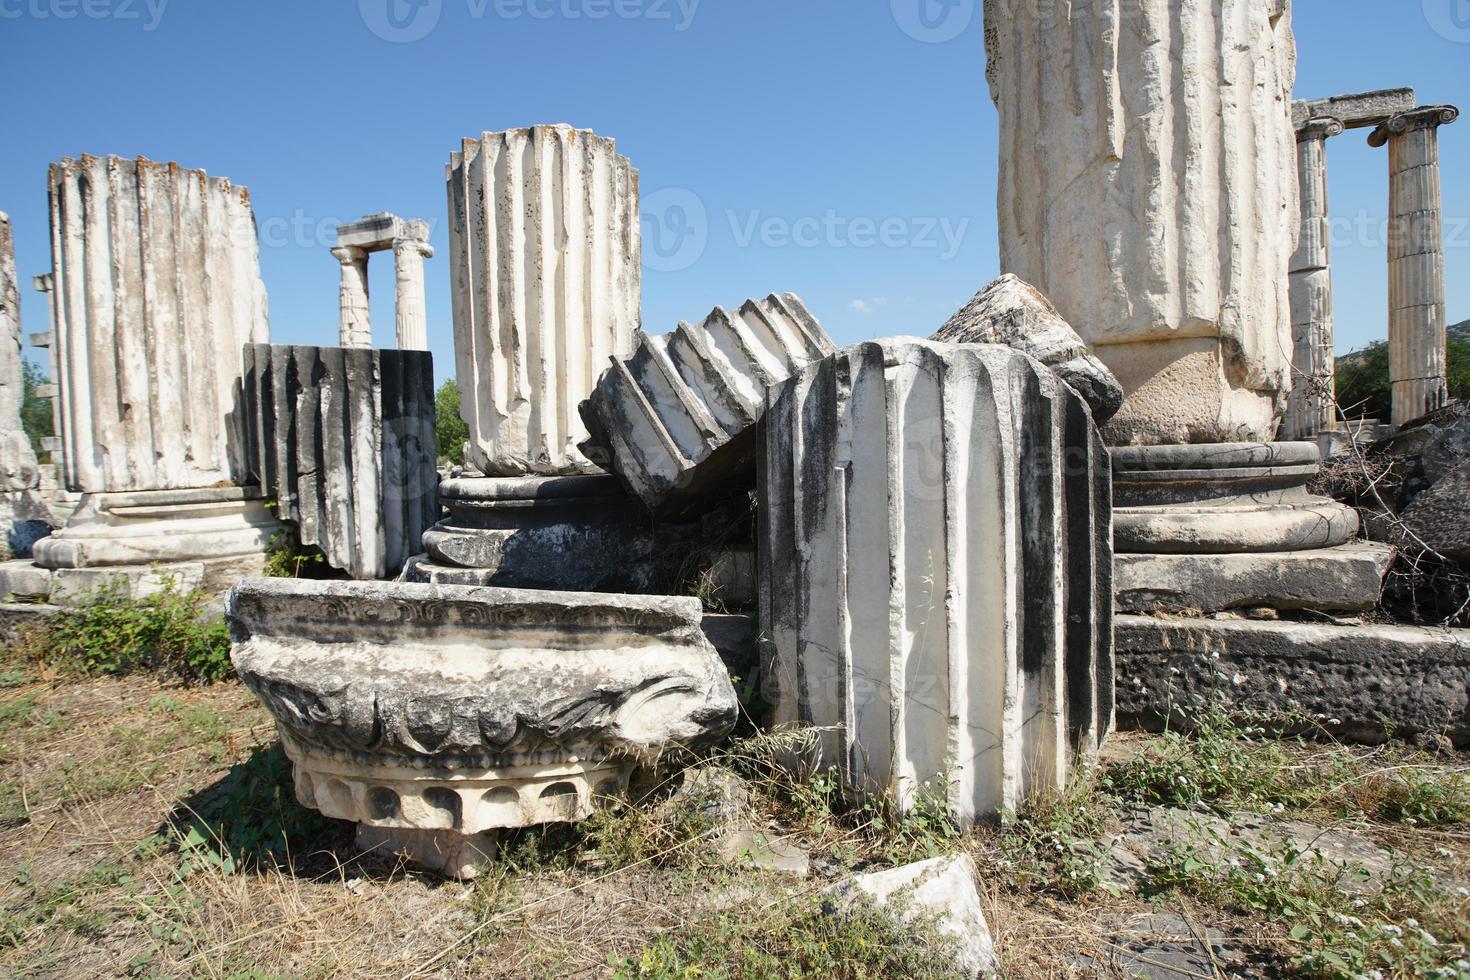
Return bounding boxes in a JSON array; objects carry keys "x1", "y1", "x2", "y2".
[{"x1": 1339, "y1": 319, "x2": 1468, "y2": 367}]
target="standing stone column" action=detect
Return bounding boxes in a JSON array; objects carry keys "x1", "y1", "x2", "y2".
[
  {"x1": 984, "y1": 0, "x2": 1299, "y2": 444},
  {"x1": 333, "y1": 245, "x2": 372, "y2": 350},
  {"x1": 0, "y1": 213, "x2": 38, "y2": 495},
  {"x1": 0, "y1": 212, "x2": 51, "y2": 557},
  {"x1": 1284, "y1": 116, "x2": 1344, "y2": 440},
  {"x1": 393, "y1": 234, "x2": 433, "y2": 351},
  {"x1": 1369, "y1": 105, "x2": 1460, "y2": 425},
  {"x1": 29, "y1": 155, "x2": 282, "y2": 598},
  {"x1": 446, "y1": 125, "x2": 640, "y2": 475}
]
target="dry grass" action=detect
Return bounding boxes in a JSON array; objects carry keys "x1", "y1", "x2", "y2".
[{"x1": 0, "y1": 662, "x2": 1468, "y2": 978}]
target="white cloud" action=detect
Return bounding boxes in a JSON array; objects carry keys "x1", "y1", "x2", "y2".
[{"x1": 849, "y1": 297, "x2": 887, "y2": 315}]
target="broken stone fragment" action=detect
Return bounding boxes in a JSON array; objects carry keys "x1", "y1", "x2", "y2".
[
  {"x1": 931, "y1": 274, "x2": 1124, "y2": 423},
  {"x1": 581, "y1": 293, "x2": 835, "y2": 516},
  {"x1": 823, "y1": 855, "x2": 996, "y2": 977},
  {"x1": 229, "y1": 578, "x2": 739, "y2": 879},
  {"x1": 244, "y1": 344, "x2": 439, "y2": 581}
]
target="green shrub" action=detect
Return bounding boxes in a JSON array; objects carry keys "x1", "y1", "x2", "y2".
[
  {"x1": 1337, "y1": 338, "x2": 1470, "y2": 421},
  {"x1": 24, "y1": 583, "x2": 233, "y2": 683},
  {"x1": 436, "y1": 379, "x2": 468, "y2": 467},
  {"x1": 261, "y1": 532, "x2": 326, "y2": 579},
  {"x1": 20, "y1": 360, "x2": 54, "y2": 463}
]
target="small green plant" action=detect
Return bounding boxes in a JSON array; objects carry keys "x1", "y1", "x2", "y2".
[
  {"x1": 22, "y1": 582, "x2": 233, "y2": 683},
  {"x1": 1102, "y1": 690, "x2": 1319, "y2": 813},
  {"x1": 999, "y1": 769, "x2": 1113, "y2": 899},
  {"x1": 262, "y1": 533, "x2": 326, "y2": 579},
  {"x1": 171, "y1": 743, "x2": 341, "y2": 874},
  {"x1": 612, "y1": 893, "x2": 966, "y2": 980},
  {"x1": 1374, "y1": 768, "x2": 1470, "y2": 827},
  {"x1": 1144, "y1": 832, "x2": 1470, "y2": 979}
]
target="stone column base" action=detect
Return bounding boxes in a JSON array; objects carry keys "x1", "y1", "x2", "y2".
[
  {"x1": 411, "y1": 475, "x2": 672, "y2": 593},
  {"x1": 30, "y1": 486, "x2": 283, "y2": 597},
  {"x1": 1110, "y1": 442, "x2": 1386, "y2": 614}
]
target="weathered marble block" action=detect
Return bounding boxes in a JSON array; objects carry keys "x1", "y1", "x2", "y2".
[
  {"x1": 759, "y1": 339, "x2": 1113, "y2": 825},
  {"x1": 582, "y1": 293, "x2": 834, "y2": 516},
  {"x1": 229, "y1": 579, "x2": 739, "y2": 878},
  {"x1": 446, "y1": 125, "x2": 639, "y2": 476},
  {"x1": 931, "y1": 274, "x2": 1123, "y2": 423},
  {"x1": 244, "y1": 344, "x2": 439, "y2": 581}
]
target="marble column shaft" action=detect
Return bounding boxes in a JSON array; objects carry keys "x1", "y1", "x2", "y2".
[
  {"x1": 333, "y1": 246, "x2": 372, "y2": 350},
  {"x1": 1369, "y1": 105, "x2": 1460, "y2": 425},
  {"x1": 446, "y1": 125, "x2": 640, "y2": 476},
  {"x1": 393, "y1": 237, "x2": 432, "y2": 351},
  {"x1": 47, "y1": 155, "x2": 270, "y2": 494},
  {"x1": 0, "y1": 212, "x2": 39, "y2": 493},
  {"x1": 983, "y1": 0, "x2": 1300, "y2": 445},
  {"x1": 1284, "y1": 117, "x2": 1344, "y2": 440}
]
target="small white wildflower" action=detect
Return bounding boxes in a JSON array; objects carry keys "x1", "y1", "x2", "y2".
[
  {"x1": 1406, "y1": 918, "x2": 1421, "y2": 929},
  {"x1": 1381, "y1": 924, "x2": 1403, "y2": 937},
  {"x1": 1420, "y1": 931, "x2": 1439, "y2": 947}
]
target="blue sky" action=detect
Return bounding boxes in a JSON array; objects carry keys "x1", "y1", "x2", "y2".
[{"x1": 1, "y1": 0, "x2": 1466, "y2": 387}]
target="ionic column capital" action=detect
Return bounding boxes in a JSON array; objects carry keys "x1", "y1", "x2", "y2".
[
  {"x1": 393, "y1": 237, "x2": 435, "y2": 260},
  {"x1": 331, "y1": 245, "x2": 368, "y2": 266},
  {"x1": 1368, "y1": 105, "x2": 1459, "y2": 148},
  {"x1": 1295, "y1": 116, "x2": 1344, "y2": 142}
]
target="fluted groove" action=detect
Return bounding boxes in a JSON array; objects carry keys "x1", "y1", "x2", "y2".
[
  {"x1": 759, "y1": 339, "x2": 1112, "y2": 826},
  {"x1": 245, "y1": 344, "x2": 438, "y2": 580},
  {"x1": 446, "y1": 125, "x2": 639, "y2": 476},
  {"x1": 583, "y1": 294, "x2": 834, "y2": 515},
  {"x1": 47, "y1": 155, "x2": 268, "y2": 494}
]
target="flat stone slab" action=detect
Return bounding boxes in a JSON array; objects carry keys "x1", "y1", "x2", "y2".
[
  {"x1": 1116, "y1": 615, "x2": 1470, "y2": 745},
  {"x1": 1114, "y1": 542, "x2": 1393, "y2": 614}
]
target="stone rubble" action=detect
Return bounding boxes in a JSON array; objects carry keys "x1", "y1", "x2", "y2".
[
  {"x1": 245, "y1": 344, "x2": 440, "y2": 580},
  {"x1": 931, "y1": 274, "x2": 1123, "y2": 423},
  {"x1": 582, "y1": 293, "x2": 835, "y2": 516},
  {"x1": 760, "y1": 339, "x2": 1113, "y2": 825}
]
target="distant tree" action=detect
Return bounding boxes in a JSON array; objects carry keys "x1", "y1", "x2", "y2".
[
  {"x1": 1335, "y1": 339, "x2": 1470, "y2": 421},
  {"x1": 435, "y1": 379, "x2": 468, "y2": 467},
  {"x1": 20, "y1": 359, "x2": 53, "y2": 460}
]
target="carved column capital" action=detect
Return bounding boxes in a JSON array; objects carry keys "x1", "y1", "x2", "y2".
[
  {"x1": 1369, "y1": 105, "x2": 1459, "y2": 147},
  {"x1": 1295, "y1": 116, "x2": 1344, "y2": 142},
  {"x1": 331, "y1": 245, "x2": 368, "y2": 266}
]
